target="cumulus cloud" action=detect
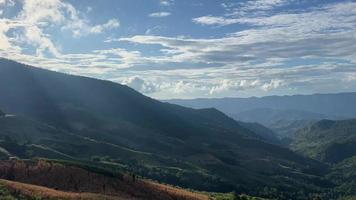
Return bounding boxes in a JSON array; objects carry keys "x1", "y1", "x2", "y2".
[
  {"x1": 121, "y1": 76, "x2": 158, "y2": 93},
  {"x1": 90, "y1": 19, "x2": 120, "y2": 34},
  {"x1": 148, "y1": 12, "x2": 171, "y2": 18},
  {"x1": 261, "y1": 79, "x2": 284, "y2": 91},
  {"x1": 0, "y1": 0, "x2": 121, "y2": 58},
  {"x1": 209, "y1": 79, "x2": 261, "y2": 95}
]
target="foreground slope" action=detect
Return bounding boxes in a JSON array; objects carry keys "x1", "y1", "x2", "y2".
[
  {"x1": 0, "y1": 58, "x2": 329, "y2": 199},
  {"x1": 0, "y1": 159, "x2": 209, "y2": 200}
]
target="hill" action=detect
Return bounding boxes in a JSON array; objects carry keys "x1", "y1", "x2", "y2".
[
  {"x1": 0, "y1": 159, "x2": 210, "y2": 200},
  {"x1": 0, "y1": 58, "x2": 331, "y2": 199},
  {"x1": 291, "y1": 119, "x2": 356, "y2": 163}
]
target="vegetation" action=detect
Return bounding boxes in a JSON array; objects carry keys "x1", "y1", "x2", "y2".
[
  {"x1": 291, "y1": 119, "x2": 356, "y2": 163},
  {"x1": 209, "y1": 192, "x2": 268, "y2": 200},
  {"x1": 0, "y1": 59, "x2": 333, "y2": 199},
  {"x1": 0, "y1": 179, "x2": 123, "y2": 200},
  {"x1": 0, "y1": 182, "x2": 27, "y2": 200},
  {"x1": 0, "y1": 59, "x2": 356, "y2": 199},
  {"x1": 0, "y1": 159, "x2": 210, "y2": 200},
  {"x1": 289, "y1": 119, "x2": 356, "y2": 198}
]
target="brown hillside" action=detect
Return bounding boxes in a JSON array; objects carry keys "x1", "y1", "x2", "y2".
[
  {"x1": 0, "y1": 160, "x2": 209, "y2": 200},
  {"x1": 0, "y1": 179, "x2": 124, "y2": 200}
]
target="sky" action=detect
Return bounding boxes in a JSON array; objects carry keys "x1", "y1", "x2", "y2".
[{"x1": 0, "y1": 0, "x2": 356, "y2": 99}]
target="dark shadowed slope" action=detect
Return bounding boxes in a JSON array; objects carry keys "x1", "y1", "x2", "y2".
[
  {"x1": 238, "y1": 121, "x2": 280, "y2": 145},
  {"x1": 0, "y1": 58, "x2": 330, "y2": 199}
]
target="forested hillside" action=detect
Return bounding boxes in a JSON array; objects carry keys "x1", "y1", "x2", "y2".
[{"x1": 0, "y1": 58, "x2": 332, "y2": 199}]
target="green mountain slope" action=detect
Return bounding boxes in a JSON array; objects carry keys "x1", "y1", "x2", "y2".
[
  {"x1": 238, "y1": 121, "x2": 280, "y2": 145},
  {"x1": 291, "y1": 119, "x2": 356, "y2": 163},
  {"x1": 327, "y1": 156, "x2": 356, "y2": 197},
  {"x1": 0, "y1": 58, "x2": 330, "y2": 199}
]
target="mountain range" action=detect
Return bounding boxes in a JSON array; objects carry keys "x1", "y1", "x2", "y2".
[
  {"x1": 0, "y1": 58, "x2": 355, "y2": 199},
  {"x1": 167, "y1": 93, "x2": 356, "y2": 139}
]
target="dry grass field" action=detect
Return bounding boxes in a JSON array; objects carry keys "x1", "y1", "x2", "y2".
[
  {"x1": 0, "y1": 160, "x2": 210, "y2": 200},
  {"x1": 0, "y1": 179, "x2": 126, "y2": 200}
]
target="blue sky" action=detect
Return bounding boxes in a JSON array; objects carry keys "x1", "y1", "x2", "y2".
[{"x1": 0, "y1": 0, "x2": 356, "y2": 99}]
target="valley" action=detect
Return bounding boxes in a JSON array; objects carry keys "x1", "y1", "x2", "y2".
[{"x1": 0, "y1": 59, "x2": 355, "y2": 199}]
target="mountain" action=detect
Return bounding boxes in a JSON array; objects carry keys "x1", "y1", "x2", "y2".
[
  {"x1": 269, "y1": 119, "x2": 315, "y2": 142},
  {"x1": 167, "y1": 93, "x2": 356, "y2": 119},
  {"x1": 0, "y1": 58, "x2": 331, "y2": 199},
  {"x1": 290, "y1": 118, "x2": 356, "y2": 198},
  {"x1": 327, "y1": 156, "x2": 356, "y2": 198},
  {"x1": 230, "y1": 108, "x2": 327, "y2": 125},
  {"x1": 166, "y1": 94, "x2": 355, "y2": 139},
  {"x1": 238, "y1": 121, "x2": 280, "y2": 145},
  {"x1": 230, "y1": 108, "x2": 325, "y2": 139},
  {"x1": 291, "y1": 119, "x2": 356, "y2": 163}
]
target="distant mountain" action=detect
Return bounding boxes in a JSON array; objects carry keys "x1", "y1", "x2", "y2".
[
  {"x1": 0, "y1": 58, "x2": 330, "y2": 199},
  {"x1": 291, "y1": 119, "x2": 356, "y2": 163},
  {"x1": 231, "y1": 108, "x2": 327, "y2": 125},
  {"x1": 230, "y1": 108, "x2": 326, "y2": 139},
  {"x1": 167, "y1": 93, "x2": 356, "y2": 119},
  {"x1": 166, "y1": 93, "x2": 355, "y2": 138}
]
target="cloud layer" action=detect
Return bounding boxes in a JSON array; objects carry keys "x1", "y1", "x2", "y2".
[{"x1": 0, "y1": 0, "x2": 355, "y2": 99}]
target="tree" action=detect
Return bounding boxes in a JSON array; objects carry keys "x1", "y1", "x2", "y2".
[{"x1": 0, "y1": 109, "x2": 5, "y2": 117}]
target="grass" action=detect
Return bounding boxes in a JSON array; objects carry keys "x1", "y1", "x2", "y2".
[
  {"x1": 208, "y1": 192, "x2": 269, "y2": 200},
  {"x1": 0, "y1": 159, "x2": 213, "y2": 200},
  {"x1": 0, "y1": 179, "x2": 123, "y2": 200}
]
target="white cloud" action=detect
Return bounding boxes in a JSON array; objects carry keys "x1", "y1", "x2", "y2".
[
  {"x1": 261, "y1": 79, "x2": 284, "y2": 91},
  {"x1": 121, "y1": 76, "x2": 158, "y2": 93},
  {"x1": 0, "y1": 0, "x2": 121, "y2": 58},
  {"x1": 149, "y1": 12, "x2": 171, "y2": 18},
  {"x1": 239, "y1": 0, "x2": 289, "y2": 11},
  {"x1": 209, "y1": 79, "x2": 261, "y2": 94},
  {"x1": 193, "y1": 16, "x2": 238, "y2": 26},
  {"x1": 90, "y1": 19, "x2": 120, "y2": 34},
  {"x1": 159, "y1": 0, "x2": 173, "y2": 6}
]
